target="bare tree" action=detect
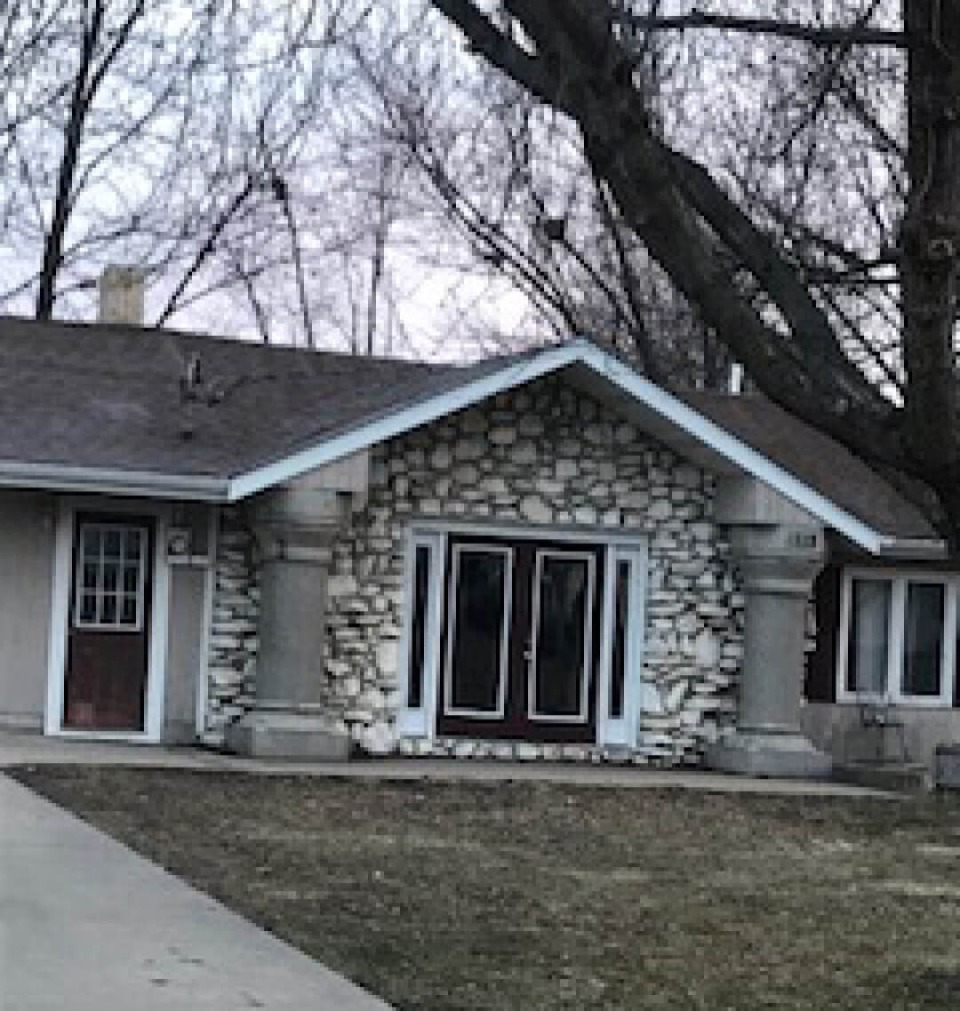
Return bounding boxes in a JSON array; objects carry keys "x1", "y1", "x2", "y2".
[
  {"x1": 413, "y1": 0, "x2": 960, "y2": 542},
  {"x1": 0, "y1": 0, "x2": 369, "y2": 342}
]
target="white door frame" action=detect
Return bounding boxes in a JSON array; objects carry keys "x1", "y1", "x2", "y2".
[
  {"x1": 45, "y1": 496, "x2": 171, "y2": 743},
  {"x1": 397, "y1": 520, "x2": 648, "y2": 748}
]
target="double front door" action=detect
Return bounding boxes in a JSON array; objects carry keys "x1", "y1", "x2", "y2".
[{"x1": 436, "y1": 535, "x2": 603, "y2": 742}]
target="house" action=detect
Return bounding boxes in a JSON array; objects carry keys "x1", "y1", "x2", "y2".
[{"x1": 0, "y1": 297, "x2": 954, "y2": 778}]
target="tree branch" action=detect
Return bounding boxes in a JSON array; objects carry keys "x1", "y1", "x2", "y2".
[{"x1": 616, "y1": 11, "x2": 907, "y2": 49}]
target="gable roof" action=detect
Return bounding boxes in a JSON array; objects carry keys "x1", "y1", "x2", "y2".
[
  {"x1": 681, "y1": 392, "x2": 938, "y2": 545},
  {"x1": 0, "y1": 317, "x2": 942, "y2": 556}
]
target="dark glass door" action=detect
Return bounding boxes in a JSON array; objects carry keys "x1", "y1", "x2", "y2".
[{"x1": 436, "y1": 535, "x2": 602, "y2": 742}]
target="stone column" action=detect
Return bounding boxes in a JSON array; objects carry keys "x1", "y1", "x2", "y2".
[
  {"x1": 706, "y1": 524, "x2": 833, "y2": 778},
  {"x1": 224, "y1": 485, "x2": 351, "y2": 761}
]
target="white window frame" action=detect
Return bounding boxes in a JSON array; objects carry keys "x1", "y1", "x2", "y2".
[
  {"x1": 396, "y1": 530, "x2": 444, "y2": 738},
  {"x1": 836, "y1": 567, "x2": 958, "y2": 708},
  {"x1": 596, "y1": 543, "x2": 651, "y2": 747},
  {"x1": 527, "y1": 549, "x2": 596, "y2": 724}
]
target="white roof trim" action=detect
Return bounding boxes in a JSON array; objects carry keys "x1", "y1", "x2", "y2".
[
  {"x1": 224, "y1": 338, "x2": 935, "y2": 556},
  {"x1": 571, "y1": 345, "x2": 937, "y2": 556}
]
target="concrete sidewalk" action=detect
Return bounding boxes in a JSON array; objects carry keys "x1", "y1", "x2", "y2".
[
  {"x1": 0, "y1": 774, "x2": 392, "y2": 1010},
  {"x1": 0, "y1": 729, "x2": 894, "y2": 796}
]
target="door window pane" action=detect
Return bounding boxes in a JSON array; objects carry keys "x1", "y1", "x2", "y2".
[
  {"x1": 79, "y1": 593, "x2": 97, "y2": 624},
  {"x1": 103, "y1": 530, "x2": 122, "y2": 558},
  {"x1": 531, "y1": 554, "x2": 592, "y2": 719},
  {"x1": 120, "y1": 595, "x2": 138, "y2": 625},
  {"x1": 74, "y1": 523, "x2": 147, "y2": 630},
  {"x1": 847, "y1": 578, "x2": 890, "y2": 694},
  {"x1": 446, "y1": 548, "x2": 509, "y2": 714},
  {"x1": 902, "y1": 582, "x2": 944, "y2": 697},
  {"x1": 124, "y1": 530, "x2": 142, "y2": 558},
  {"x1": 101, "y1": 594, "x2": 117, "y2": 624},
  {"x1": 123, "y1": 563, "x2": 139, "y2": 593}
]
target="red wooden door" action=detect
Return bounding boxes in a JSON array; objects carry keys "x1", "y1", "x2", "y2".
[{"x1": 63, "y1": 517, "x2": 152, "y2": 731}]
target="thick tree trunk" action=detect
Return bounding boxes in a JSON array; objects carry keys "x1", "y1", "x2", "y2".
[{"x1": 900, "y1": 1, "x2": 960, "y2": 540}]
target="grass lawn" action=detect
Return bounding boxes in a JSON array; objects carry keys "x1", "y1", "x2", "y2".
[{"x1": 10, "y1": 766, "x2": 960, "y2": 1010}]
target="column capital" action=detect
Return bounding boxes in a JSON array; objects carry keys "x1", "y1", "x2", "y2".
[
  {"x1": 246, "y1": 485, "x2": 348, "y2": 563},
  {"x1": 727, "y1": 523, "x2": 826, "y2": 594}
]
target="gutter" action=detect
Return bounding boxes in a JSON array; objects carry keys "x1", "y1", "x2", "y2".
[
  {"x1": 873, "y1": 535, "x2": 949, "y2": 561},
  {"x1": 0, "y1": 460, "x2": 229, "y2": 502}
]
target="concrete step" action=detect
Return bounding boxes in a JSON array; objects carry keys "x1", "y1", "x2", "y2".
[
  {"x1": 834, "y1": 761, "x2": 931, "y2": 793},
  {"x1": 934, "y1": 744, "x2": 960, "y2": 790}
]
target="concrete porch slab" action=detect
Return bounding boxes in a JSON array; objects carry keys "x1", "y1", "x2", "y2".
[{"x1": 0, "y1": 730, "x2": 896, "y2": 797}]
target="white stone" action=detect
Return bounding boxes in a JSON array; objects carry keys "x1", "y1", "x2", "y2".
[
  {"x1": 377, "y1": 640, "x2": 398, "y2": 676},
  {"x1": 327, "y1": 574, "x2": 358, "y2": 597},
  {"x1": 454, "y1": 438, "x2": 486, "y2": 460},
  {"x1": 664, "y1": 681, "x2": 687, "y2": 712},
  {"x1": 480, "y1": 477, "x2": 508, "y2": 495},
  {"x1": 614, "y1": 423, "x2": 637, "y2": 445},
  {"x1": 520, "y1": 495, "x2": 553, "y2": 524},
  {"x1": 488, "y1": 426, "x2": 517, "y2": 446},
  {"x1": 517, "y1": 416, "x2": 544, "y2": 437},
  {"x1": 453, "y1": 464, "x2": 479, "y2": 484},
  {"x1": 510, "y1": 441, "x2": 538, "y2": 465},
  {"x1": 674, "y1": 465, "x2": 701, "y2": 488},
  {"x1": 583, "y1": 422, "x2": 612, "y2": 446},
  {"x1": 694, "y1": 629, "x2": 720, "y2": 669},
  {"x1": 360, "y1": 721, "x2": 397, "y2": 755},
  {"x1": 432, "y1": 446, "x2": 454, "y2": 469}
]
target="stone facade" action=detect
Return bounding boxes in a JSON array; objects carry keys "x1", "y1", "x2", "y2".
[
  {"x1": 322, "y1": 375, "x2": 745, "y2": 764},
  {"x1": 201, "y1": 508, "x2": 259, "y2": 746}
]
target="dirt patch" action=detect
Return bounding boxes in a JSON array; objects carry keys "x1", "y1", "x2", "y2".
[{"x1": 10, "y1": 765, "x2": 960, "y2": 1010}]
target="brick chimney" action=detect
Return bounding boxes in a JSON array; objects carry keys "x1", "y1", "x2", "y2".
[{"x1": 98, "y1": 266, "x2": 145, "y2": 325}]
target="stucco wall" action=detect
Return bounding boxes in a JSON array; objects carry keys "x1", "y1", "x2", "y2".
[
  {"x1": 164, "y1": 566, "x2": 206, "y2": 743},
  {"x1": 323, "y1": 376, "x2": 745, "y2": 763},
  {"x1": 0, "y1": 490, "x2": 56, "y2": 726},
  {"x1": 802, "y1": 702, "x2": 960, "y2": 772}
]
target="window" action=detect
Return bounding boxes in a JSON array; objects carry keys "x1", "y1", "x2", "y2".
[
  {"x1": 609, "y1": 559, "x2": 630, "y2": 720},
  {"x1": 840, "y1": 570, "x2": 956, "y2": 705},
  {"x1": 74, "y1": 524, "x2": 147, "y2": 631},
  {"x1": 846, "y1": 579, "x2": 890, "y2": 695},
  {"x1": 903, "y1": 583, "x2": 945, "y2": 697},
  {"x1": 407, "y1": 545, "x2": 431, "y2": 710}
]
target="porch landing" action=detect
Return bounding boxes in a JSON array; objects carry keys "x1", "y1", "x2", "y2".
[{"x1": 0, "y1": 730, "x2": 894, "y2": 797}]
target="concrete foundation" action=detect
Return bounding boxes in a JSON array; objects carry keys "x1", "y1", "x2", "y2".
[
  {"x1": 935, "y1": 745, "x2": 960, "y2": 789},
  {"x1": 707, "y1": 729, "x2": 832, "y2": 779},
  {"x1": 225, "y1": 709, "x2": 350, "y2": 761}
]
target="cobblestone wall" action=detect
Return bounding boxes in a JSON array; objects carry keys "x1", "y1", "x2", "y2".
[
  {"x1": 200, "y1": 508, "x2": 259, "y2": 745},
  {"x1": 323, "y1": 376, "x2": 745, "y2": 764}
]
